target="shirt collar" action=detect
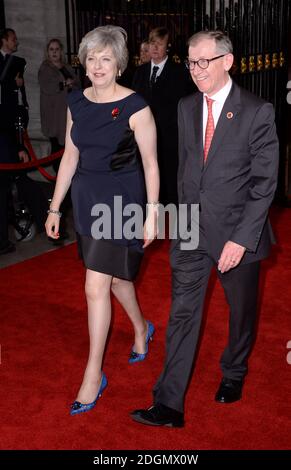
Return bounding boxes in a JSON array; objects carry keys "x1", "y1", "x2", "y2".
[
  {"x1": 204, "y1": 76, "x2": 232, "y2": 104},
  {"x1": 151, "y1": 56, "x2": 168, "y2": 71}
]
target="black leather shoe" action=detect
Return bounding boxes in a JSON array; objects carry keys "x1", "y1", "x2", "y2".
[
  {"x1": 215, "y1": 377, "x2": 243, "y2": 403},
  {"x1": 130, "y1": 403, "x2": 184, "y2": 427}
]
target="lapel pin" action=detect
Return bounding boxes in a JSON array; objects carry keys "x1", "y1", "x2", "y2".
[{"x1": 226, "y1": 112, "x2": 233, "y2": 119}]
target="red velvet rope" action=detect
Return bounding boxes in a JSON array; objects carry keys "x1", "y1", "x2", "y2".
[{"x1": 0, "y1": 131, "x2": 63, "y2": 181}]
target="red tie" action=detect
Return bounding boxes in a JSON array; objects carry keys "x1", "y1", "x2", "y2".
[{"x1": 204, "y1": 96, "x2": 215, "y2": 162}]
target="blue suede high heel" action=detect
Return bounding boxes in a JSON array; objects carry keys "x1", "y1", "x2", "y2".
[
  {"x1": 128, "y1": 320, "x2": 155, "y2": 364},
  {"x1": 70, "y1": 372, "x2": 107, "y2": 416}
]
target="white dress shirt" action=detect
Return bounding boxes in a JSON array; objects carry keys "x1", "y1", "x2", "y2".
[
  {"x1": 203, "y1": 77, "x2": 232, "y2": 145},
  {"x1": 150, "y1": 56, "x2": 168, "y2": 80}
]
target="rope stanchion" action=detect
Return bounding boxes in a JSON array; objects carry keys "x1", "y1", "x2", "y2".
[
  {"x1": 23, "y1": 131, "x2": 62, "y2": 181},
  {"x1": 0, "y1": 131, "x2": 64, "y2": 182}
]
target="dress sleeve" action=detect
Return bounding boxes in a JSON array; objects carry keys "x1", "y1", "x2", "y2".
[
  {"x1": 129, "y1": 93, "x2": 149, "y2": 115},
  {"x1": 67, "y1": 89, "x2": 82, "y2": 120}
]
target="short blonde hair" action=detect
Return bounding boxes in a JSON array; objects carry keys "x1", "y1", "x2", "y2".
[
  {"x1": 149, "y1": 27, "x2": 169, "y2": 43},
  {"x1": 46, "y1": 38, "x2": 65, "y2": 63},
  {"x1": 78, "y1": 25, "x2": 128, "y2": 72}
]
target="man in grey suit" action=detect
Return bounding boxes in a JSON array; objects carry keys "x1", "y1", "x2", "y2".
[{"x1": 131, "y1": 31, "x2": 279, "y2": 427}]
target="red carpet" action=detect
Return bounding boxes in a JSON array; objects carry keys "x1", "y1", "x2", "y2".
[{"x1": 0, "y1": 207, "x2": 290, "y2": 450}]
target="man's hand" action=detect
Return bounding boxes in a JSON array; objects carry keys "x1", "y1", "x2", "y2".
[
  {"x1": 15, "y1": 72, "x2": 24, "y2": 87},
  {"x1": 18, "y1": 150, "x2": 29, "y2": 163},
  {"x1": 218, "y1": 241, "x2": 246, "y2": 273}
]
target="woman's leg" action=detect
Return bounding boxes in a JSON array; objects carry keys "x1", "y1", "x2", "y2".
[
  {"x1": 111, "y1": 278, "x2": 148, "y2": 353},
  {"x1": 75, "y1": 269, "x2": 112, "y2": 404}
]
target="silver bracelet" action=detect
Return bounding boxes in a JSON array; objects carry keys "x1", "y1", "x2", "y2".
[
  {"x1": 147, "y1": 201, "x2": 160, "y2": 208},
  {"x1": 47, "y1": 209, "x2": 62, "y2": 217}
]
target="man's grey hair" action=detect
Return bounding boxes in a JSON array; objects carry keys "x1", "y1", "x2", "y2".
[
  {"x1": 188, "y1": 30, "x2": 233, "y2": 54},
  {"x1": 78, "y1": 25, "x2": 128, "y2": 72}
]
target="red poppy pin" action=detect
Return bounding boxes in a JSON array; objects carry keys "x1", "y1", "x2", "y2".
[
  {"x1": 226, "y1": 111, "x2": 233, "y2": 119},
  {"x1": 112, "y1": 107, "x2": 119, "y2": 120}
]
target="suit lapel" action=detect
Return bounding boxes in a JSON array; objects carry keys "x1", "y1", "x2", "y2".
[
  {"x1": 145, "y1": 61, "x2": 151, "y2": 78},
  {"x1": 0, "y1": 54, "x2": 14, "y2": 82},
  {"x1": 157, "y1": 58, "x2": 170, "y2": 78},
  {"x1": 139, "y1": 62, "x2": 152, "y2": 99},
  {"x1": 153, "y1": 57, "x2": 175, "y2": 87},
  {"x1": 145, "y1": 62, "x2": 151, "y2": 87},
  {"x1": 203, "y1": 82, "x2": 241, "y2": 171},
  {"x1": 192, "y1": 93, "x2": 204, "y2": 169}
]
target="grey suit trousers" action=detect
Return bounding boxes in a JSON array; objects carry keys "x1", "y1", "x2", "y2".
[{"x1": 153, "y1": 237, "x2": 260, "y2": 413}]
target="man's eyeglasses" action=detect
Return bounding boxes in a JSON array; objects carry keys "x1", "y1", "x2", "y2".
[{"x1": 185, "y1": 54, "x2": 226, "y2": 70}]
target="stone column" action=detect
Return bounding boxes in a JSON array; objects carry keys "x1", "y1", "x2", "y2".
[{"x1": 4, "y1": 0, "x2": 67, "y2": 161}]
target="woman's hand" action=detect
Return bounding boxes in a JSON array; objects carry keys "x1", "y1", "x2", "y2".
[
  {"x1": 143, "y1": 206, "x2": 159, "y2": 248},
  {"x1": 45, "y1": 213, "x2": 60, "y2": 239}
]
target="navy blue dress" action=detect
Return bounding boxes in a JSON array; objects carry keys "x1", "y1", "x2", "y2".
[{"x1": 68, "y1": 90, "x2": 148, "y2": 280}]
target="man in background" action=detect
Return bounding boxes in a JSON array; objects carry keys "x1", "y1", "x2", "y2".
[
  {"x1": 0, "y1": 28, "x2": 47, "y2": 254},
  {"x1": 132, "y1": 27, "x2": 194, "y2": 206},
  {"x1": 139, "y1": 40, "x2": 151, "y2": 64},
  {"x1": 0, "y1": 28, "x2": 28, "y2": 129}
]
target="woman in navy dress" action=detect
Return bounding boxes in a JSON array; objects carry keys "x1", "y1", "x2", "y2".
[{"x1": 45, "y1": 25, "x2": 159, "y2": 415}]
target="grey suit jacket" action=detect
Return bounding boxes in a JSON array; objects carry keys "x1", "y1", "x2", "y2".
[{"x1": 177, "y1": 81, "x2": 279, "y2": 264}]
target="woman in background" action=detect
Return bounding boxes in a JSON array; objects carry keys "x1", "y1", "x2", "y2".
[
  {"x1": 139, "y1": 40, "x2": 151, "y2": 64},
  {"x1": 38, "y1": 38, "x2": 80, "y2": 157}
]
